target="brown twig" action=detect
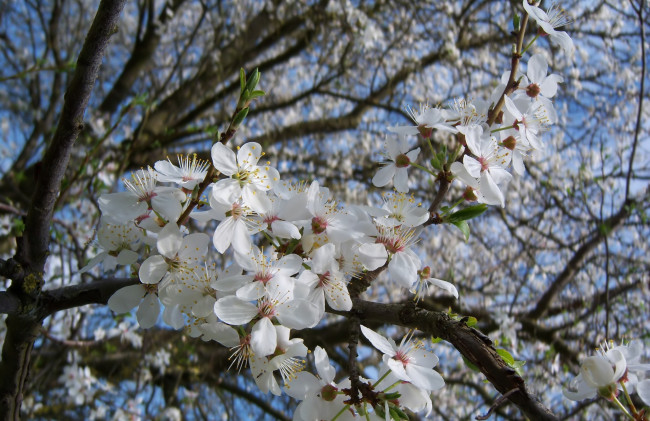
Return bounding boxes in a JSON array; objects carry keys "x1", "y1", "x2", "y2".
[{"x1": 476, "y1": 388, "x2": 519, "y2": 420}]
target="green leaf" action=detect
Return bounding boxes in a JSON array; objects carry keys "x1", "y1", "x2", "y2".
[
  {"x1": 496, "y1": 348, "x2": 515, "y2": 366},
  {"x1": 513, "y1": 14, "x2": 520, "y2": 31},
  {"x1": 447, "y1": 204, "x2": 488, "y2": 223},
  {"x1": 452, "y1": 220, "x2": 470, "y2": 241},
  {"x1": 239, "y1": 68, "x2": 246, "y2": 94},
  {"x1": 383, "y1": 392, "x2": 401, "y2": 400},
  {"x1": 390, "y1": 406, "x2": 408, "y2": 420},
  {"x1": 12, "y1": 218, "x2": 25, "y2": 236},
  {"x1": 249, "y1": 89, "x2": 266, "y2": 98},
  {"x1": 512, "y1": 360, "x2": 526, "y2": 376},
  {"x1": 464, "y1": 316, "x2": 478, "y2": 328},
  {"x1": 245, "y1": 68, "x2": 260, "y2": 92},
  {"x1": 232, "y1": 107, "x2": 249, "y2": 127},
  {"x1": 431, "y1": 336, "x2": 443, "y2": 344},
  {"x1": 430, "y1": 155, "x2": 442, "y2": 170}
]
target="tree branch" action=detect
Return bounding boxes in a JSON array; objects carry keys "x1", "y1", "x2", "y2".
[
  {"x1": 0, "y1": 1, "x2": 127, "y2": 418},
  {"x1": 526, "y1": 199, "x2": 633, "y2": 320},
  {"x1": 331, "y1": 300, "x2": 559, "y2": 421}
]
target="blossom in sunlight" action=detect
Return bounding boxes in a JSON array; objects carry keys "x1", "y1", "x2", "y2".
[
  {"x1": 388, "y1": 104, "x2": 457, "y2": 138},
  {"x1": 79, "y1": 218, "x2": 142, "y2": 273},
  {"x1": 232, "y1": 246, "x2": 302, "y2": 301},
  {"x1": 286, "y1": 346, "x2": 357, "y2": 421},
  {"x1": 298, "y1": 243, "x2": 352, "y2": 314},
  {"x1": 358, "y1": 224, "x2": 421, "y2": 288},
  {"x1": 523, "y1": 0, "x2": 574, "y2": 54},
  {"x1": 138, "y1": 222, "x2": 209, "y2": 286},
  {"x1": 211, "y1": 142, "x2": 279, "y2": 213},
  {"x1": 368, "y1": 191, "x2": 429, "y2": 228},
  {"x1": 108, "y1": 281, "x2": 162, "y2": 329},
  {"x1": 191, "y1": 193, "x2": 263, "y2": 254},
  {"x1": 154, "y1": 154, "x2": 209, "y2": 190},
  {"x1": 519, "y1": 54, "x2": 563, "y2": 123},
  {"x1": 451, "y1": 125, "x2": 512, "y2": 208},
  {"x1": 361, "y1": 325, "x2": 445, "y2": 392},
  {"x1": 249, "y1": 325, "x2": 307, "y2": 395},
  {"x1": 302, "y1": 180, "x2": 362, "y2": 248},
  {"x1": 410, "y1": 266, "x2": 458, "y2": 301},
  {"x1": 372, "y1": 136, "x2": 420, "y2": 193},
  {"x1": 213, "y1": 280, "x2": 320, "y2": 357},
  {"x1": 563, "y1": 345, "x2": 626, "y2": 401},
  {"x1": 107, "y1": 223, "x2": 208, "y2": 329},
  {"x1": 98, "y1": 167, "x2": 185, "y2": 226},
  {"x1": 504, "y1": 96, "x2": 548, "y2": 150}
]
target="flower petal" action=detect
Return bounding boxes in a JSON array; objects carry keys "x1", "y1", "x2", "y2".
[
  {"x1": 108, "y1": 284, "x2": 145, "y2": 313},
  {"x1": 136, "y1": 294, "x2": 160, "y2": 328},
  {"x1": 214, "y1": 296, "x2": 257, "y2": 325},
  {"x1": 360, "y1": 325, "x2": 396, "y2": 357},
  {"x1": 211, "y1": 142, "x2": 237, "y2": 175},
  {"x1": 251, "y1": 317, "x2": 277, "y2": 357},
  {"x1": 139, "y1": 255, "x2": 168, "y2": 284},
  {"x1": 372, "y1": 165, "x2": 396, "y2": 188}
]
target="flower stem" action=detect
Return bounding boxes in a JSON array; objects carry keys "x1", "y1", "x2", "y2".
[
  {"x1": 372, "y1": 369, "x2": 392, "y2": 389},
  {"x1": 330, "y1": 404, "x2": 351, "y2": 421},
  {"x1": 261, "y1": 230, "x2": 279, "y2": 249},
  {"x1": 382, "y1": 380, "x2": 402, "y2": 392},
  {"x1": 425, "y1": 136, "x2": 436, "y2": 157},
  {"x1": 491, "y1": 125, "x2": 514, "y2": 133},
  {"x1": 410, "y1": 162, "x2": 437, "y2": 177},
  {"x1": 521, "y1": 34, "x2": 539, "y2": 55},
  {"x1": 621, "y1": 381, "x2": 638, "y2": 415},
  {"x1": 442, "y1": 198, "x2": 465, "y2": 215},
  {"x1": 611, "y1": 395, "x2": 635, "y2": 420}
]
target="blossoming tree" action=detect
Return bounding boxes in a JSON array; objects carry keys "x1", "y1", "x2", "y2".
[{"x1": 0, "y1": 0, "x2": 648, "y2": 420}]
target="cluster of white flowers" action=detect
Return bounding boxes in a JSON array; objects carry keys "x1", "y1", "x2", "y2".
[
  {"x1": 83, "y1": 2, "x2": 589, "y2": 419},
  {"x1": 94, "y1": 137, "x2": 456, "y2": 417},
  {"x1": 58, "y1": 353, "x2": 101, "y2": 406},
  {"x1": 564, "y1": 341, "x2": 650, "y2": 419},
  {"x1": 374, "y1": 49, "x2": 565, "y2": 209}
]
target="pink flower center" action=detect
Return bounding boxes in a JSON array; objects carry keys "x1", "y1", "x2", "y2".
[
  {"x1": 258, "y1": 299, "x2": 277, "y2": 318},
  {"x1": 138, "y1": 191, "x2": 157, "y2": 203},
  {"x1": 477, "y1": 156, "x2": 490, "y2": 172},
  {"x1": 226, "y1": 202, "x2": 244, "y2": 219},
  {"x1": 317, "y1": 271, "x2": 331, "y2": 288},
  {"x1": 254, "y1": 271, "x2": 273, "y2": 284},
  {"x1": 311, "y1": 216, "x2": 328, "y2": 234},
  {"x1": 394, "y1": 349, "x2": 411, "y2": 367},
  {"x1": 263, "y1": 215, "x2": 279, "y2": 227},
  {"x1": 377, "y1": 237, "x2": 404, "y2": 254}
]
